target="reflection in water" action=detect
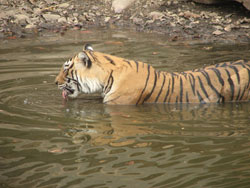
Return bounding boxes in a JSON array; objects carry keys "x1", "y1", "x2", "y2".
[
  {"x1": 64, "y1": 102, "x2": 250, "y2": 146},
  {"x1": 0, "y1": 30, "x2": 250, "y2": 188}
]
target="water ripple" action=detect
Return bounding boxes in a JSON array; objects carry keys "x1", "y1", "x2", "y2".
[{"x1": 0, "y1": 30, "x2": 250, "y2": 188}]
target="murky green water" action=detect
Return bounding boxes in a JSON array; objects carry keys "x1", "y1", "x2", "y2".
[{"x1": 1, "y1": 30, "x2": 250, "y2": 188}]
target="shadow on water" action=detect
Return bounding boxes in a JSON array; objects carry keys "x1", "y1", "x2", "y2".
[{"x1": 0, "y1": 29, "x2": 250, "y2": 188}]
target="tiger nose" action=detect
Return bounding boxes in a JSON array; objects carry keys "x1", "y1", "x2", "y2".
[{"x1": 55, "y1": 80, "x2": 59, "y2": 85}]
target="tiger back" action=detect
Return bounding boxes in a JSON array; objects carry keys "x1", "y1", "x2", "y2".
[{"x1": 55, "y1": 45, "x2": 250, "y2": 105}]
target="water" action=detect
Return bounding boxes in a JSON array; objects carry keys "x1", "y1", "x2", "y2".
[{"x1": 0, "y1": 30, "x2": 250, "y2": 188}]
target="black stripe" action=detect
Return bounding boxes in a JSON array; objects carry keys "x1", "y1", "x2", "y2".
[
  {"x1": 246, "y1": 68, "x2": 250, "y2": 89},
  {"x1": 136, "y1": 64, "x2": 151, "y2": 105},
  {"x1": 155, "y1": 73, "x2": 166, "y2": 102},
  {"x1": 88, "y1": 51, "x2": 98, "y2": 62},
  {"x1": 196, "y1": 91, "x2": 205, "y2": 103},
  {"x1": 64, "y1": 87, "x2": 74, "y2": 94},
  {"x1": 201, "y1": 70, "x2": 223, "y2": 103},
  {"x1": 104, "y1": 70, "x2": 114, "y2": 94},
  {"x1": 124, "y1": 60, "x2": 132, "y2": 67},
  {"x1": 87, "y1": 58, "x2": 92, "y2": 68},
  {"x1": 232, "y1": 65, "x2": 242, "y2": 101},
  {"x1": 74, "y1": 70, "x2": 81, "y2": 91},
  {"x1": 164, "y1": 77, "x2": 171, "y2": 103},
  {"x1": 143, "y1": 70, "x2": 158, "y2": 103},
  {"x1": 78, "y1": 52, "x2": 92, "y2": 68},
  {"x1": 104, "y1": 73, "x2": 111, "y2": 92},
  {"x1": 64, "y1": 58, "x2": 74, "y2": 69},
  {"x1": 171, "y1": 74, "x2": 175, "y2": 93},
  {"x1": 197, "y1": 76, "x2": 209, "y2": 100},
  {"x1": 179, "y1": 77, "x2": 183, "y2": 103},
  {"x1": 188, "y1": 74, "x2": 196, "y2": 96},
  {"x1": 135, "y1": 61, "x2": 139, "y2": 72},
  {"x1": 68, "y1": 70, "x2": 79, "y2": 86},
  {"x1": 104, "y1": 56, "x2": 116, "y2": 65},
  {"x1": 225, "y1": 69, "x2": 235, "y2": 101},
  {"x1": 182, "y1": 72, "x2": 188, "y2": 80},
  {"x1": 106, "y1": 76, "x2": 114, "y2": 94},
  {"x1": 71, "y1": 70, "x2": 74, "y2": 80},
  {"x1": 68, "y1": 61, "x2": 74, "y2": 69},
  {"x1": 211, "y1": 68, "x2": 224, "y2": 86},
  {"x1": 186, "y1": 91, "x2": 189, "y2": 103},
  {"x1": 107, "y1": 72, "x2": 114, "y2": 93},
  {"x1": 239, "y1": 86, "x2": 247, "y2": 101},
  {"x1": 234, "y1": 61, "x2": 245, "y2": 67},
  {"x1": 175, "y1": 96, "x2": 178, "y2": 103},
  {"x1": 229, "y1": 65, "x2": 240, "y2": 84},
  {"x1": 157, "y1": 71, "x2": 161, "y2": 79},
  {"x1": 64, "y1": 60, "x2": 74, "y2": 70},
  {"x1": 220, "y1": 62, "x2": 228, "y2": 67},
  {"x1": 236, "y1": 87, "x2": 241, "y2": 101},
  {"x1": 66, "y1": 77, "x2": 70, "y2": 83}
]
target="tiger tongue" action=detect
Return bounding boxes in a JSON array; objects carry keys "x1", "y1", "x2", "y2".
[{"x1": 62, "y1": 90, "x2": 68, "y2": 100}]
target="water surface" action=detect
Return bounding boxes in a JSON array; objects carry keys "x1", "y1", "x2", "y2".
[{"x1": 0, "y1": 30, "x2": 250, "y2": 188}]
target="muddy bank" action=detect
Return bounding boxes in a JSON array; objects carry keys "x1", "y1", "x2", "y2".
[{"x1": 0, "y1": 0, "x2": 249, "y2": 43}]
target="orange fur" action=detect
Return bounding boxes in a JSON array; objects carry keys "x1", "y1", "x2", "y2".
[{"x1": 55, "y1": 48, "x2": 250, "y2": 105}]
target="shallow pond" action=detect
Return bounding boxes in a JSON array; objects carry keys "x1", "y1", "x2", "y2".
[{"x1": 0, "y1": 30, "x2": 250, "y2": 188}]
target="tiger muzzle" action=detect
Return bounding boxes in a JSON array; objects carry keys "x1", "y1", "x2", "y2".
[{"x1": 58, "y1": 85, "x2": 75, "y2": 100}]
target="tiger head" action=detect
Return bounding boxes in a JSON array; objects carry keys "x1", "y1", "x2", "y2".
[{"x1": 55, "y1": 44, "x2": 111, "y2": 99}]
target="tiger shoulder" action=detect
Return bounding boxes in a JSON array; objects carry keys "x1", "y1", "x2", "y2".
[{"x1": 55, "y1": 44, "x2": 250, "y2": 105}]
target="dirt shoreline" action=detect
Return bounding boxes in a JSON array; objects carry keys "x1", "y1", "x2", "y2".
[{"x1": 0, "y1": 0, "x2": 250, "y2": 43}]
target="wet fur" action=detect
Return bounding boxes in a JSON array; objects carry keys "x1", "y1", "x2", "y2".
[{"x1": 55, "y1": 48, "x2": 250, "y2": 105}]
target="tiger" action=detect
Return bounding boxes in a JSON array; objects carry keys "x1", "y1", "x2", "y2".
[{"x1": 55, "y1": 44, "x2": 250, "y2": 105}]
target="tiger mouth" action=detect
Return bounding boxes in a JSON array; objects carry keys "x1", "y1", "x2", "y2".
[{"x1": 62, "y1": 87, "x2": 74, "y2": 99}]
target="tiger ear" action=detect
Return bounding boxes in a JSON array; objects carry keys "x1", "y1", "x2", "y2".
[
  {"x1": 78, "y1": 52, "x2": 92, "y2": 68},
  {"x1": 84, "y1": 44, "x2": 94, "y2": 51}
]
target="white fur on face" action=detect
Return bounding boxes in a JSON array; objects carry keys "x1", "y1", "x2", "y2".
[
  {"x1": 62, "y1": 55, "x2": 103, "y2": 98},
  {"x1": 78, "y1": 77, "x2": 103, "y2": 94},
  {"x1": 63, "y1": 59, "x2": 73, "y2": 71},
  {"x1": 65, "y1": 75, "x2": 103, "y2": 99},
  {"x1": 67, "y1": 83, "x2": 79, "y2": 98}
]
